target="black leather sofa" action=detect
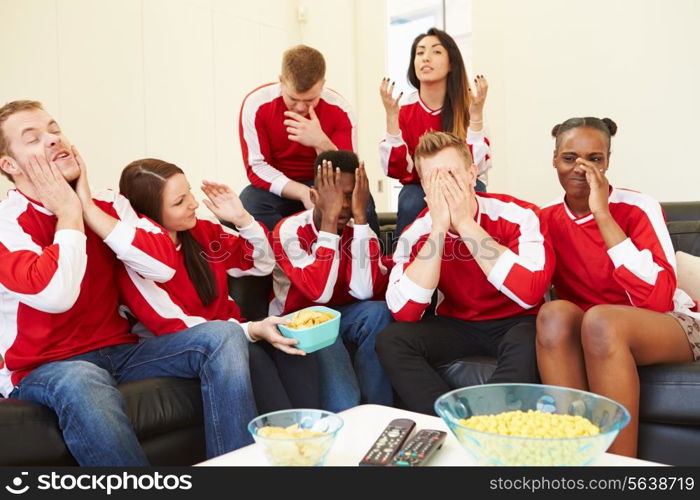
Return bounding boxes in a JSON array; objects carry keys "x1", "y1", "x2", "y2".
[
  {"x1": 1, "y1": 203, "x2": 698, "y2": 466},
  {"x1": 0, "y1": 271, "x2": 279, "y2": 466}
]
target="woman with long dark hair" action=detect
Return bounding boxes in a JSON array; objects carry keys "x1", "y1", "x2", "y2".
[
  {"x1": 380, "y1": 27, "x2": 492, "y2": 236},
  {"x1": 116, "y1": 158, "x2": 321, "y2": 413}
]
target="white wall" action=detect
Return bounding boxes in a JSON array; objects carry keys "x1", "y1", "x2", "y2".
[
  {"x1": 0, "y1": 0, "x2": 300, "y2": 202},
  {"x1": 298, "y1": 0, "x2": 390, "y2": 210},
  {"x1": 473, "y1": 0, "x2": 700, "y2": 206},
  {"x1": 4, "y1": 0, "x2": 696, "y2": 211}
]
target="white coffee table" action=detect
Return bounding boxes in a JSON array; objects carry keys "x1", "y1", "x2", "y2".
[{"x1": 197, "y1": 404, "x2": 663, "y2": 466}]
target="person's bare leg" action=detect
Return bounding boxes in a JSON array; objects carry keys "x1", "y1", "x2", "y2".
[
  {"x1": 581, "y1": 305, "x2": 693, "y2": 457},
  {"x1": 536, "y1": 300, "x2": 588, "y2": 389}
]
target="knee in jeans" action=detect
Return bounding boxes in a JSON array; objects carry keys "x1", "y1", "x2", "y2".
[
  {"x1": 53, "y1": 361, "x2": 112, "y2": 388},
  {"x1": 359, "y1": 302, "x2": 393, "y2": 332},
  {"x1": 181, "y1": 321, "x2": 249, "y2": 361},
  {"x1": 38, "y1": 361, "x2": 117, "y2": 407}
]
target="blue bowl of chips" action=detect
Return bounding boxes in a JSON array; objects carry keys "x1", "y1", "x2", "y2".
[{"x1": 277, "y1": 306, "x2": 341, "y2": 353}]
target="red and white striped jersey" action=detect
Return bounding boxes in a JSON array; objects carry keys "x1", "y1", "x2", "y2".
[
  {"x1": 541, "y1": 187, "x2": 694, "y2": 314},
  {"x1": 378, "y1": 91, "x2": 492, "y2": 185},
  {"x1": 386, "y1": 193, "x2": 555, "y2": 322},
  {"x1": 270, "y1": 210, "x2": 389, "y2": 315},
  {"x1": 0, "y1": 189, "x2": 177, "y2": 397},
  {"x1": 116, "y1": 218, "x2": 274, "y2": 339},
  {"x1": 239, "y1": 82, "x2": 357, "y2": 195}
]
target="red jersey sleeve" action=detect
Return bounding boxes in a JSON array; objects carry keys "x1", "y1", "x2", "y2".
[
  {"x1": 606, "y1": 199, "x2": 676, "y2": 312},
  {"x1": 199, "y1": 219, "x2": 274, "y2": 278},
  {"x1": 485, "y1": 204, "x2": 555, "y2": 309},
  {"x1": 385, "y1": 217, "x2": 435, "y2": 322},
  {"x1": 273, "y1": 217, "x2": 341, "y2": 304},
  {"x1": 94, "y1": 190, "x2": 177, "y2": 283},
  {"x1": 345, "y1": 224, "x2": 390, "y2": 300},
  {"x1": 0, "y1": 227, "x2": 86, "y2": 314},
  {"x1": 239, "y1": 85, "x2": 291, "y2": 195}
]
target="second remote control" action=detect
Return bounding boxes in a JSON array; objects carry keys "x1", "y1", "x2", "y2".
[
  {"x1": 390, "y1": 429, "x2": 447, "y2": 466},
  {"x1": 359, "y1": 418, "x2": 416, "y2": 466}
]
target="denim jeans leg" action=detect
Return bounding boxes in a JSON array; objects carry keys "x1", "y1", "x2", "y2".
[
  {"x1": 314, "y1": 334, "x2": 361, "y2": 412},
  {"x1": 111, "y1": 320, "x2": 257, "y2": 457},
  {"x1": 396, "y1": 183, "x2": 427, "y2": 237},
  {"x1": 10, "y1": 357, "x2": 149, "y2": 466},
  {"x1": 335, "y1": 301, "x2": 395, "y2": 406}
]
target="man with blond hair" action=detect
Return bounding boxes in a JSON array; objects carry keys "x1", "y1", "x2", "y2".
[
  {"x1": 0, "y1": 100, "x2": 257, "y2": 465},
  {"x1": 238, "y1": 44, "x2": 379, "y2": 233},
  {"x1": 376, "y1": 131, "x2": 555, "y2": 415}
]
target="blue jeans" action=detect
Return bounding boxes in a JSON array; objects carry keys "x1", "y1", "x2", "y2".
[
  {"x1": 240, "y1": 183, "x2": 381, "y2": 236},
  {"x1": 396, "y1": 179, "x2": 487, "y2": 237},
  {"x1": 314, "y1": 301, "x2": 394, "y2": 411},
  {"x1": 10, "y1": 321, "x2": 256, "y2": 465}
]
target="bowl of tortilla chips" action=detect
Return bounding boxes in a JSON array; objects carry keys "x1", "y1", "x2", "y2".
[{"x1": 277, "y1": 306, "x2": 340, "y2": 353}]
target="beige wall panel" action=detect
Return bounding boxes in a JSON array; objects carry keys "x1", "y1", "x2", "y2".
[
  {"x1": 142, "y1": 0, "x2": 216, "y2": 199},
  {"x1": 259, "y1": 0, "x2": 298, "y2": 30},
  {"x1": 56, "y1": 0, "x2": 144, "y2": 192},
  {"x1": 0, "y1": 0, "x2": 60, "y2": 196},
  {"x1": 212, "y1": 14, "x2": 265, "y2": 192},
  {"x1": 354, "y1": 0, "x2": 390, "y2": 211},
  {"x1": 0, "y1": 0, "x2": 60, "y2": 108},
  {"x1": 473, "y1": 0, "x2": 700, "y2": 206},
  {"x1": 211, "y1": 0, "x2": 259, "y2": 22},
  {"x1": 299, "y1": 0, "x2": 356, "y2": 106}
]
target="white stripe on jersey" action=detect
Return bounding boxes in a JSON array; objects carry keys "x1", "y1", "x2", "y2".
[
  {"x1": 95, "y1": 189, "x2": 175, "y2": 282},
  {"x1": 241, "y1": 83, "x2": 289, "y2": 192},
  {"x1": 124, "y1": 267, "x2": 207, "y2": 329}
]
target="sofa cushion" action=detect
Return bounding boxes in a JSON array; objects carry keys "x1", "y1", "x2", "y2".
[
  {"x1": 122, "y1": 377, "x2": 203, "y2": 438},
  {"x1": 676, "y1": 251, "x2": 700, "y2": 304},
  {"x1": 667, "y1": 220, "x2": 700, "y2": 256},
  {"x1": 0, "y1": 377, "x2": 204, "y2": 465},
  {"x1": 0, "y1": 398, "x2": 73, "y2": 465},
  {"x1": 638, "y1": 361, "x2": 700, "y2": 424},
  {"x1": 661, "y1": 201, "x2": 700, "y2": 223}
]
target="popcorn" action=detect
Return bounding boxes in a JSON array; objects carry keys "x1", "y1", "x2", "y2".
[
  {"x1": 458, "y1": 410, "x2": 600, "y2": 438},
  {"x1": 454, "y1": 410, "x2": 604, "y2": 466}
]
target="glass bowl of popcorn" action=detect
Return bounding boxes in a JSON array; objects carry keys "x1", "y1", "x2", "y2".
[
  {"x1": 277, "y1": 306, "x2": 341, "y2": 353},
  {"x1": 434, "y1": 383, "x2": 630, "y2": 466},
  {"x1": 248, "y1": 409, "x2": 344, "y2": 466}
]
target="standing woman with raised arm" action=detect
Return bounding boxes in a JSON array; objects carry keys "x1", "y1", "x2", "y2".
[
  {"x1": 380, "y1": 27, "x2": 492, "y2": 237},
  {"x1": 537, "y1": 117, "x2": 700, "y2": 457}
]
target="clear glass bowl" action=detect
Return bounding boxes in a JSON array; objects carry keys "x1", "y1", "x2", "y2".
[
  {"x1": 247, "y1": 409, "x2": 344, "y2": 466},
  {"x1": 434, "y1": 383, "x2": 631, "y2": 466}
]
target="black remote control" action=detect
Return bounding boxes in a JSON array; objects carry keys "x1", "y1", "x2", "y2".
[
  {"x1": 359, "y1": 418, "x2": 416, "y2": 466},
  {"x1": 390, "y1": 429, "x2": 447, "y2": 466}
]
